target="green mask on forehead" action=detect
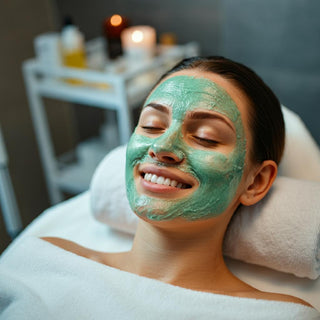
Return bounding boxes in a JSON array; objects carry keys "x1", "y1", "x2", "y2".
[{"x1": 125, "y1": 75, "x2": 247, "y2": 221}]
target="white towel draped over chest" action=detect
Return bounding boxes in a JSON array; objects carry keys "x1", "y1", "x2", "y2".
[{"x1": 0, "y1": 237, "x2": 319, "y2": 320}]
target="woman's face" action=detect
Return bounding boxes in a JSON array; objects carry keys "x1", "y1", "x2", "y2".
[{"x1": 125, "y1": 70, "x2": 251, "y2": 222}]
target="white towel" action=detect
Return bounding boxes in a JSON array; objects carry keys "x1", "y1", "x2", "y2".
[
  {"x1": 0, "y1": 237, "x2": 319, "y2": 319},
  {"x1": 279, "y1": 106, "x2": 320, "y2": 181},
  {"x1": 223, "y1": 177, "x2": 320, "y2": 279}
]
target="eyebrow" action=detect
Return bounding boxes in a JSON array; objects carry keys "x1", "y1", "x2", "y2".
[
  {"x1": 144, "y1": 103, "x2": 170, "y2": 114},
  {"x1": 188, "y1": 110, "x2": 236, "y2": 133}
]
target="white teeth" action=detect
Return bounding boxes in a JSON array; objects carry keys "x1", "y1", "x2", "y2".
[
  {"x1": 145, "y1": 173, "x2": 152, "y2": 181},
  {"x1": 151, "y1": 174, "x2": 158, "y2": 183},
  {"x1": 156, "y1": 176, "x2": 165, "y2": 184},
  {"x1": 143, "y1": 173, "x2": 186, "y2": 189},
  {"x1": 170, "y1": 180, "x2": 178, "y2": 187}
]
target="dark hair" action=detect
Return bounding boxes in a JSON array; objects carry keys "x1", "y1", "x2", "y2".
[{"x1": 156, "y1": 56, "x2": 285, "y2": 164}]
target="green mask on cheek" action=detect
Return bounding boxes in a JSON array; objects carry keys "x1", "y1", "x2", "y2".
[{"x1": 125, "y1": 75, "x2": 246, "y2": 221}]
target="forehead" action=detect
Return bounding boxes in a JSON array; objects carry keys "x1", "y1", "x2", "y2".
[
  {"x1": 145, "y1": 74, "x2": 240, "y2": 124},
  {"x1": 145, "y1": 70, "x2": 251, "y2": 137}
]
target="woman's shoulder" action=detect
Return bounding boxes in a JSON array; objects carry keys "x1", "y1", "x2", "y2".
[
  {"x1": 238, "y1": 289, "x2": 313, "y2": 308},
  {"x1": 40, "y1": 237, "x2": 123, "y2": 267},
  {"x1": 41, "y1": 237, "x2": 87, "y2": 253},
  {"x1": 41, "y1": 237, "x2": 104, "y2": 263},
  {"x1": 220, "y1": 273, "x2": 313, "y2": 308}
]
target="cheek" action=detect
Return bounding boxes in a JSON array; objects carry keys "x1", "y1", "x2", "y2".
[
  {"x1": 126, "y1": 133, "x2": 148, "y2": 201},
  {"x1": 181, "y1": 150, "x2": 244, "y2": 218},
  {"x1": 186, "y1": 149, "x2": 232, "y2": 182},
  {"x1": 126, "y1": 133, "x2": 153, "y2": 166}
]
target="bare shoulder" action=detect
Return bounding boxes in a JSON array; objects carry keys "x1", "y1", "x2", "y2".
[
  {"x1": 228, "y1": 275, "x2": 313, "y2": 308},
  {"x1": 41, "y1": 236, "x2": 85, "y2": 252},
  {"x1": 41, "y1": 237, "x2": 100, "y2": 261},
  {"x1": 40, "y1": 237, "x2": 124, "y2": 267},
  {"x1": 248, "y1": 290, "x2": 313, "y2": 308}
]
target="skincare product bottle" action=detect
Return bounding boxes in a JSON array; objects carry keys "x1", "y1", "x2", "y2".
[{"x1": 61, "y1": 16, "x2": 87, "y2": 70}]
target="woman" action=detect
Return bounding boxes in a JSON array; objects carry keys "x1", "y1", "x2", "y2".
[{"x1": 2, "y1": 56, "x2": 319, "y2": 319}]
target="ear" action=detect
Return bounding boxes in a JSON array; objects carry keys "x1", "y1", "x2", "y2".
[{"x1": 240, "y1": 160, "x2": 278, "y2": 206}]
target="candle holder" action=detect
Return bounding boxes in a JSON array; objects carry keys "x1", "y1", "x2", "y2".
[
  {"x1": 103, "y1": 14, "x2": 129, "y2": 59},
  {"x1": 121, "y1": 26, "x2": 156, "y2": 62}
]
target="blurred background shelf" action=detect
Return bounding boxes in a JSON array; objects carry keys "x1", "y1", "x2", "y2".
[{"x1": 23, "y1": 41, "x2": 199, "y2": 204}]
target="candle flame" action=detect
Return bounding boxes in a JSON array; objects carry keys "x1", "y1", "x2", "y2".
[
  {"x1": 131, "y1": 30, "x2": 144, "y2": 43},
  {"x1": 110, "y1": 14, "x2": 123, "y2": 27}
]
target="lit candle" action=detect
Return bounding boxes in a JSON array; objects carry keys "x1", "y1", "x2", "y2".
[
  {"x1": 103, "y1": 14, "x2": 129, "y2": 59},
  {"x1": 110, "y1": 14, "x2": 123, "y2": 28},
  {"x1": 121, "y1": 26, "x2": 156, "y2": 60}
]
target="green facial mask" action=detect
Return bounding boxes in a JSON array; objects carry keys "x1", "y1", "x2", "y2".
[{"x1": 125, "y1": 75, "x2": 246, "y2": 221}]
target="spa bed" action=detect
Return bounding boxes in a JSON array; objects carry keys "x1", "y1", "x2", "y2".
[{"x1": 0, "y1": 106, "x2": 320, "y2": 318}]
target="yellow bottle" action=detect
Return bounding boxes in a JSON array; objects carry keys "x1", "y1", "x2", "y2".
[
  {"x1": 63, "y1": 49, "x2": 86, "y2": 69},
  {"x1": 61, "y1": 24, "x2": 87, "y2": 84}
]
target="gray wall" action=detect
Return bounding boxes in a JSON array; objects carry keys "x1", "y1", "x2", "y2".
[{"x1": 220, "y1": 0, "x2": 320, "y2": 145}]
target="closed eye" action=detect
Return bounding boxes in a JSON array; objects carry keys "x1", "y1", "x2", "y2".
[
  {"x1": 142, "y1": 126, "x2": 162, "y2": 129},
  {"x1": 141, "y1": 126, "x2": 165, "y2": 133},
  {"x1": 193, "y1": 136, "x2": 218, "y2": 146}
]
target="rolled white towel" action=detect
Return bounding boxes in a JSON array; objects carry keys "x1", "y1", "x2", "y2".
[
  {"x1": 90, "y1": 145, "x2": 136, "y2": 235},
  {"x1": 279, "y1": 106, "x2": 320, "y2": 181},
  {"x1": 223, "y1": 177, "x2": 320, "y2": 279}
]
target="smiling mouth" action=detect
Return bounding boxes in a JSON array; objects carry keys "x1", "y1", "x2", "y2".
[{"x1": 141, "y1": 172, "x2": 192, "y2": 189}]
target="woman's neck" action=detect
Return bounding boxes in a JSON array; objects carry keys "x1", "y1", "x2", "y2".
[{"x1": 115, "y1": 217, "x2": 244, "y2": 293}]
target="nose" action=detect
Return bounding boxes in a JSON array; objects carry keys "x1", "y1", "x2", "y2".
[
  {"x1": 148, "y1": 130, "x2": 185, "y2": 164},
  {"x1": 148, "y1": 148, "x2": 184, "y2": 164}
]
